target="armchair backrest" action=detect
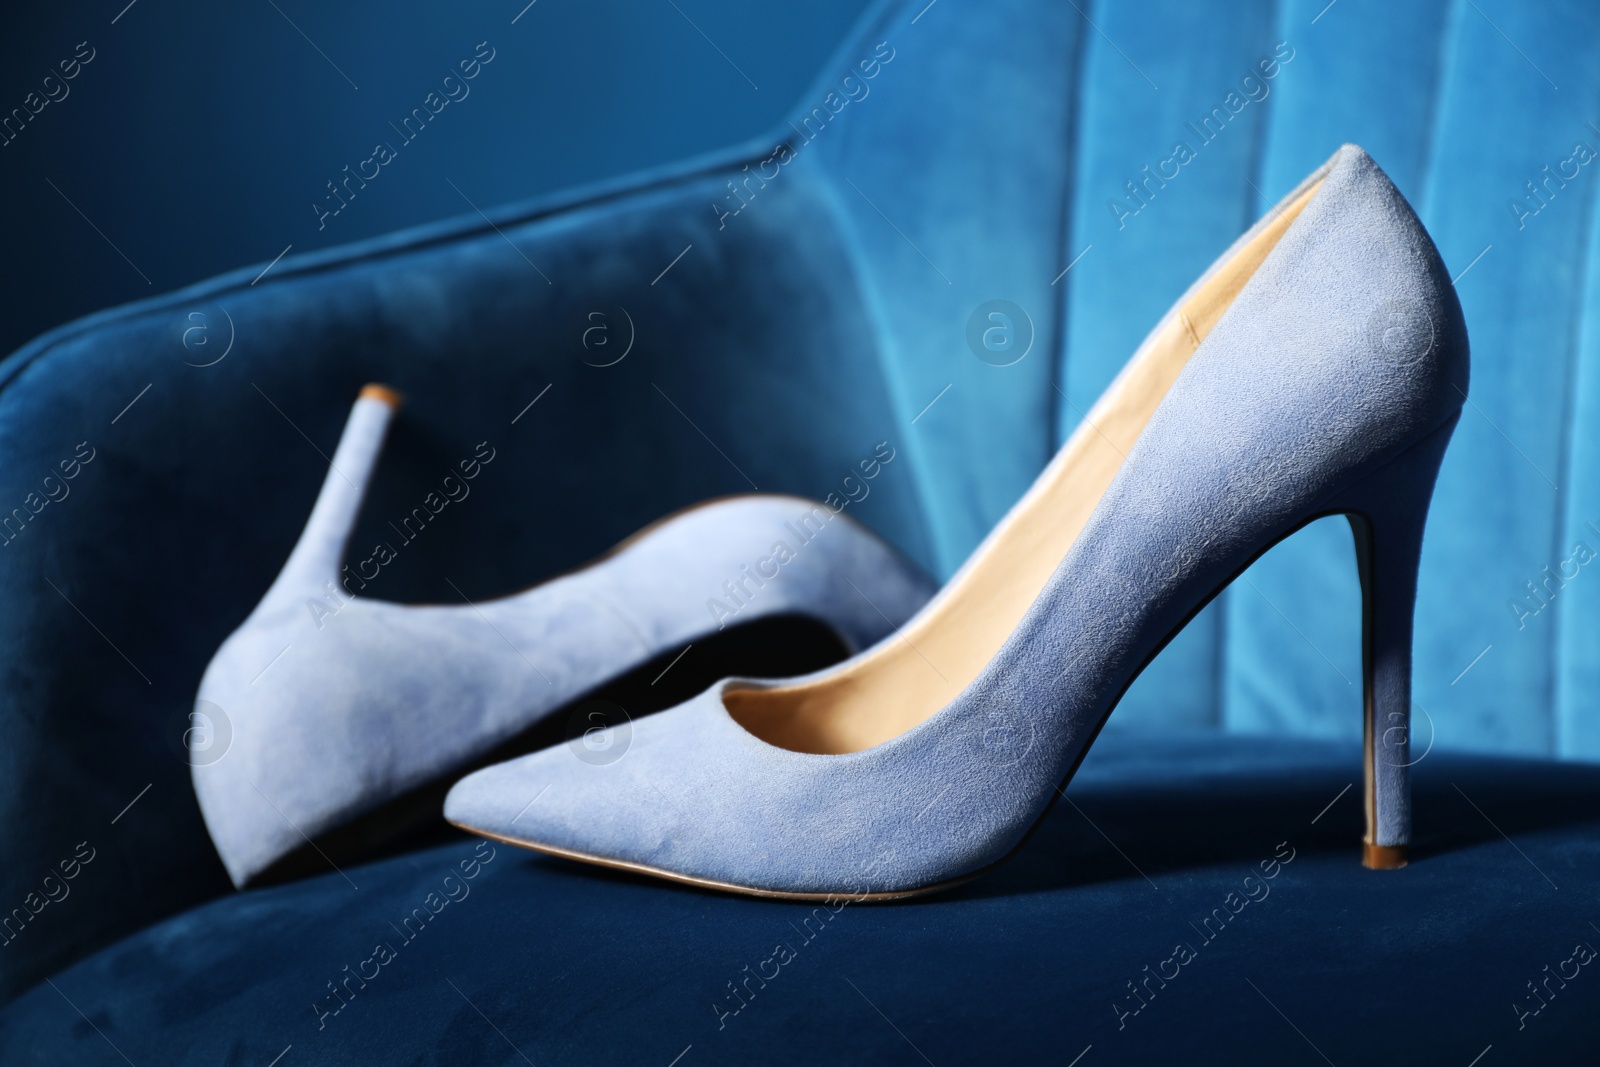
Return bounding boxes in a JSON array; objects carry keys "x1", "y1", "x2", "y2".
[{"x1": 806, "y1": 0, "x2": 1600, "y2": 766}]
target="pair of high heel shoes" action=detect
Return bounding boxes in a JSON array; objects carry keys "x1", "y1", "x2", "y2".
[{"x1": 196, "y1": 146, "x2": 1468, "y2": 898}]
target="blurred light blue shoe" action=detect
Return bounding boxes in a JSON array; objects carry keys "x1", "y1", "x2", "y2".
[
  {"x1": 445, "y1": 145, "x2": 1469, "y2": 897},
  {"x1": 194, "y1": 385, "x2": 935, "y2": 887}
]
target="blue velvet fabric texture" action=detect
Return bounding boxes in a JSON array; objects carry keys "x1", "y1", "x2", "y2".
[
  {"x1": 3, "y1": 0, "x2": 1600, "y2": 1038},
  {"x1": 5, "y1": 730, "x2": 1599, "y2": 1064}
]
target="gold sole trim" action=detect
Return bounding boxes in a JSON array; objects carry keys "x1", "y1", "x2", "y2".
[{"x1": 448, "y1": 821, "x2": 981, "y2": 902}]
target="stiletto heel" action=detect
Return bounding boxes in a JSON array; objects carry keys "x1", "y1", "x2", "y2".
[
  {"x1": 1340, "y1": 412, "x2": 1459, "y2": 871},
  {"x1": 270, "y1": 383, "x2": 401, "y2": 596},
  {"x1": 446, "y1": 145, "x2": 1472, "y2": 899},
  {"x1": 194, "y1": 385, "x2": 936, "y2": 887}
]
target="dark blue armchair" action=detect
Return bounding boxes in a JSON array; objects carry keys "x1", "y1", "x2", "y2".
[{"x1": 3, "y1": 0, "x2": 1599, "y2": 1061}]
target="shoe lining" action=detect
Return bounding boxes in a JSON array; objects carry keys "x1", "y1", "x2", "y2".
[{"x1": 725, "y1": 178, "x2": 1324, "y2": 754}]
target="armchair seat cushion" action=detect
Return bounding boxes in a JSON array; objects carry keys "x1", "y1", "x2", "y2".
[{"x1": 5, "y1": 729, "x2": 1596, "y2": 1065}]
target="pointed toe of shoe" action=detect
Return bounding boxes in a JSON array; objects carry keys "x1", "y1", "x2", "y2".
[
  {"x1": 442, "y1": 760, "x2": 533, "y2": 839},
  {"x1": 443, "y1": 734, "x2": 683, "y2": 870},
  {"x1": 437, "y1": 685, "x2": 967, "y2": 897},
  {"x1": 440, "y1": 691, "x2": 771, "y2": 886}
]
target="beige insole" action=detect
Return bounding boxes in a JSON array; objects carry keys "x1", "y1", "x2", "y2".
[{"x1": 726, "y1": 180, "x2": 1324, "y2": 754}]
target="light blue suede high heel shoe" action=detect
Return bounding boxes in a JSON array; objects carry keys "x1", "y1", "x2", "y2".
[
  {"x1": 193, "y1": 386, "x2": 935, "y2": 887},
  {"x1": 445, "y1": 145, "x2": 1469, "y2": 898}
]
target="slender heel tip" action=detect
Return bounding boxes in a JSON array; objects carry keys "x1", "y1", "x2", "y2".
[
  {"x1": 1362, "y1": 843, "x2": 1408, "y2": 870},
  {"x1": 359, "y1": 383, "x2": 403, "y2": 408}
]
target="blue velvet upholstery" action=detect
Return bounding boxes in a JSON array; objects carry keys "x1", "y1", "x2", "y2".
[
  {"x1": 4, "y1": 0, "x2": 1600, "y2": 1054},
  {"x1": 5, "y1": 730, "x2": 1598, "y2": 1064}
]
